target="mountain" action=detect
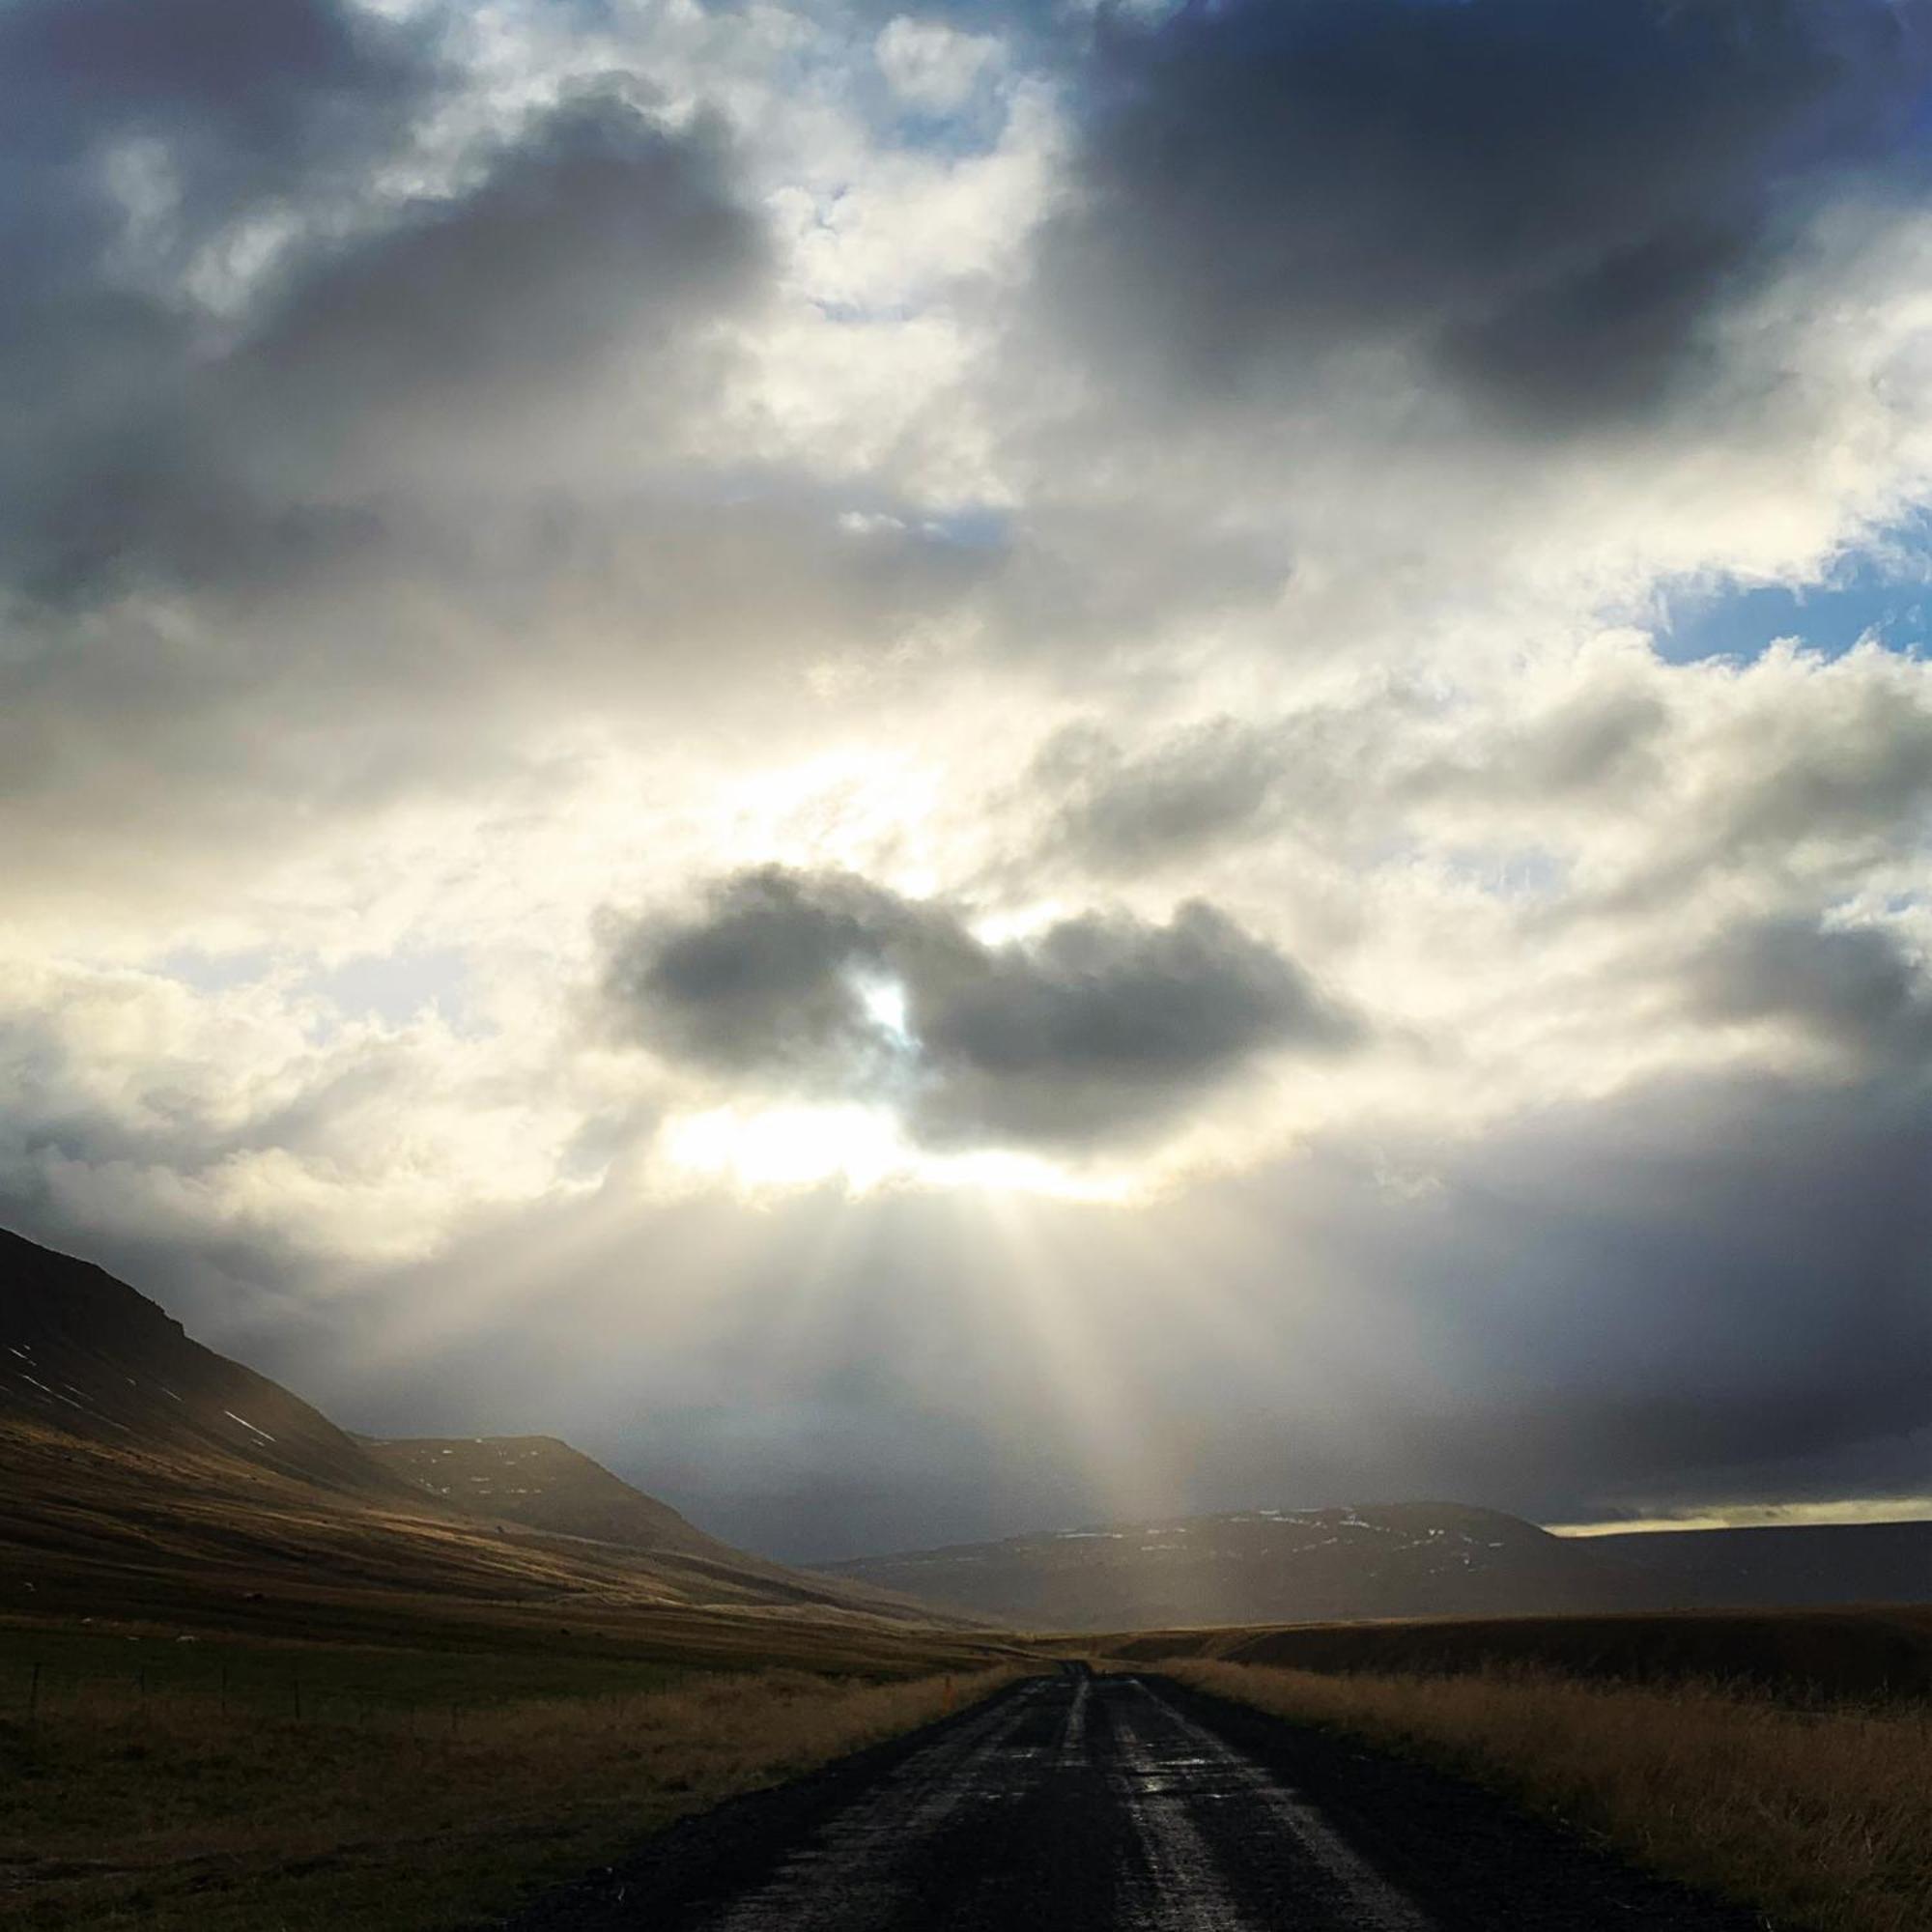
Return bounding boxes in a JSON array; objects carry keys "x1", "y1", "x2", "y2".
[
  {"x1": 360, "y1": 1433, "x2": 909, "y2": 1611},
  {"x1": 0, "y1": 1225, "x2": 945, "y2": 1634},
  {"x1": 0, "y1": 1224, "x2": 414, "y2": 1498},
  {"x1": 821, "y1": 1501, "x2": 1655, "y2": 1631},
  {"x1": 365, "y1": 1435, "x2": 733, "y2": 1560},
  {"x1": 826, "y1": 1501, "x2": 1932, "y2": 1632}
]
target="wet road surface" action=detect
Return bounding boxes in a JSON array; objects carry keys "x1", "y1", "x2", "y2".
[{"x1": 510, "y1": 1669, "x2": 1765, "y2": 1931}]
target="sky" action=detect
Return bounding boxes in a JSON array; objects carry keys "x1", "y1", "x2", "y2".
[{"x1": 4, "y1": 0, "x2": 1931, "y2": 1561}]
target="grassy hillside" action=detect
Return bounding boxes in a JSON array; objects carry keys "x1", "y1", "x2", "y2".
[
  {"x1": 0, "y1": 1226, "x2": 412, "y2": 1500},
  {"x1": 0, "y1": 1409, "x2": 953, "y2": 1637},
  {"x1": 0, "y1": 1227, "x2": 952, "y2": 1632},
  {"x1": 365, "y1": 1434, "x2": 730, "y2": 1559}
]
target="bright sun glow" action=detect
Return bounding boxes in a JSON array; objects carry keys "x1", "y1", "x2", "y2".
[
  {"x1": 658, "y1": 1101, "x2": 1134, "y2": 1202},
  {"x1": 662, "y1": 1103, "x2": 906, "y2": 1192}
]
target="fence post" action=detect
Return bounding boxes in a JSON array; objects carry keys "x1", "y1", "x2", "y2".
[{"x1": 27, "y1": 1662, "x2": 40, "y2": 1732}]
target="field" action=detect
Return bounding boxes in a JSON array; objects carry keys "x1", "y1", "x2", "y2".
[
  {"x1": 1102, "y1": 1603, "x2": 1932, "y2": 1700},
  {"x1": 10, "y1": 1576, "x2": 1931, "y2": 1932},
  {"x1": 1135, "y1": 1610, "x2": 1932, "y2": 1932},
  {"x1": 0, "y1": 1611, "x2": 1019, "y2": 1930}
]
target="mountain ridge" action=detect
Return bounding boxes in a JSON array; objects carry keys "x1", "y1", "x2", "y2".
[
  {"x1": 822, "y1": 1498, "x2": 1932, "y2": 1630},
  {"x1": 0, "y1": 1224, "x2": 949, "y2": 1631},
  {"x1": 819, "y1": 1499, "x2": 1648, "y2": 1630}
]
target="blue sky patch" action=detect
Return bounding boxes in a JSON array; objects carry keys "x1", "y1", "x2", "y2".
[{"x1": 1653, "y1": 527, "x2": 1932, "y2": 665}]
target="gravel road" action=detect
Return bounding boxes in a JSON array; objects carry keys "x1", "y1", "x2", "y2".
[{"x1": 508, "y1": 1668, "x2": 1767, "y2": 1931}]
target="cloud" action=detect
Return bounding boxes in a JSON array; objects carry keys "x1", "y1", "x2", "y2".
[
  {"x1": 1690, "y1": 915, "x2": 1932, "y2": 1065},
  {"x1": 6, "y1": 0, "x2": 1932, "y2": 1556},
  {"x1": 1040, "y1": 0, "x2": 1931, "y2": 433},
  {"x1": 4, "y1": 76, "x2": 770, "y2": 606},
  {"x1": 0, "y1": 0, "x2": 438, "y2": 592},
  {"x1": 0, "y1": 23, "x2": 1009, "y2": 924},
  {"x1": 0, "y1": 0, "x2": 435, "y2": 220},
  {"x1": 0, "y1": 957, "x2": 580, "y2": 1277},
  {"x1": 234, "y1": 88, "x2": 768, "y2": 476},
  {"x1": 602, "y1": 867, "x2": 1357, "y2": 1146},
  {"x1": 1031, "y1": 719, "x2": 1289, "y2": 871},
  {"x1": 875, "y1": 16, "x2": 1002, "y2": 112},
  {"x1": 241, "y1": 1047, "x2": 1932, "y2": 1557}
]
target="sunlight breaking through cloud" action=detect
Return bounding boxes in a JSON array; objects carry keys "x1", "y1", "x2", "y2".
[{"x1": 4, "y1": 0, "x2": 1932, "y2": 1553}]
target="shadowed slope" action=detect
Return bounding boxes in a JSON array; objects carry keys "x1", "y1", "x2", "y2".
[
  {"x1": 365, "y1": 1435, "x2": 733, "y2": 1561},
  {"x1": 0, "y1": 1224, "x2": 413, "y2": 1497},
  {"x1": 0, "y1": 1226, "x2": 954, "y2": 1632}
]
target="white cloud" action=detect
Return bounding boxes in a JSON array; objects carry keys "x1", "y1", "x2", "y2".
[{"x1": 874, "y1": 17, "x2": 1002, "y2": 113}]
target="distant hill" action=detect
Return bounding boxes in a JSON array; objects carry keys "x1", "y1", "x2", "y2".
[
  {"x1": 825, "y1": 1501, "x2": 1932, "y2": 1632},
  {"x1": 0, "y1": 1225, "x2": 941, "y2": 1632},
  {"x1": 821, "y1": 1502, "x2": 1656, "y2": 1631}
]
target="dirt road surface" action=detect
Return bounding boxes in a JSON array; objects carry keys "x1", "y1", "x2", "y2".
[{"x1": 508, "y1": 1669, "x2": 1765, "y2": 1931}]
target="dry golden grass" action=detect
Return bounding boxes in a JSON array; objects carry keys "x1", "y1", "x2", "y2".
[
  {"x1": 0, "y1": 1417, "x2": 949, "y2": 1634},
  {"x1": 1164, "y1": 1659, "x2": 1932, "y2": 1932},
  {"x1": 0, "y1": 1662, "x2": 1021, "y2": 1930},
  {"x1": 1103, "y1": 1604, "x2": 1932, "y2": 1702}
]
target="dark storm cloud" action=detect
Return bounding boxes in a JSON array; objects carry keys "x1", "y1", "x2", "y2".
[
  {"x1": 1367, "y1": 1068, "x2": 1932, "y2": 1516},
  {"x1": 2, "y1": 61, "x2": 768, "y2": 605},
  {"x1": 1042, "y1": 0, "x2": 1932, "y2": 431},
  {"x1": 0, "y1": 0, "x2": 435, "y2": 221},
  {"x1": 1690, "y1": 915, "x2": 1932, "y2": 1065},
  {"x1": 602, "y1": 867, "x2": 1357, "y2": 1145},
  {"x1": 238, "y1": 90, "x2": 764, "y2": 445},
  {"x1": 0, "y1": 0, "x2": 440, "y2": 601}
]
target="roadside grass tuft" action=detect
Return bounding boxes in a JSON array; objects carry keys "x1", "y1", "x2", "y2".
[{"x1": 1163, "y1": 1658, "x2": 1932, "y2": 1932}]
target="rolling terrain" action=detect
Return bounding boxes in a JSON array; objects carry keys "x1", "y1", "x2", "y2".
[
  {"x1": 365, "y1": 1434, "x2": 739, "y2": 1560},
  {"x1": 821, "y1": 1502, "x2": 1656, "y2": 1631},
  {"x1": 827, "y1": 1503, "x2": 1932, "y2": 1632},
  {"x1": 0, "y1": 1225, "x2": 957, "y2": 1644}
]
